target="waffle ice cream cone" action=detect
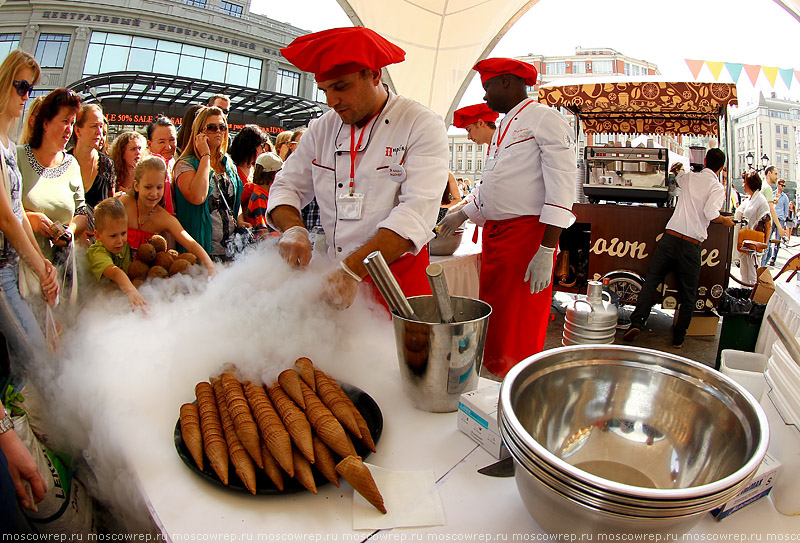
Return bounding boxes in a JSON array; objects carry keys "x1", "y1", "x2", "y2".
[
  {"x1": 220, "y1": 373, "x2": 263, "y2": 470},
  {"x1": 312, "y1": 436, "x2": 339, "y2": 487},
  {"x1": 260, "y1": 438, "x2": 284, "y2": 491},
  {"x1": 179, "y1": 403, "x2": 204, "y2": 471},
  {"x1": 195, "y1": 382, "x2": 229, "y2": 485},
  {"x1": 243, "y1": 381, "x2": 294, "y2": 477},
  {"x1": 313, "y1": 369, "x2": 361, "y2": 439},
  {"x1": 278, "y1": 369, "x2": 306, "y2": 409},
  {"x1": 335, "y1": 456, "x2": 386, "y2": 514},
  {"x1": 212, "y1": 377, "x2": 258, "y2": 494},
  {"x1": 268, "y1": 384, "x2": 315, "y2": 463},
  {"x1": 292, "y1": 447, "x2": 317, "y2": 494},
  {"x1": 300, "y1": 381, "x2": 356, "y2": 458},
  {"x1": 294, "y1": 357, "x2": 316, "y2": 391}
]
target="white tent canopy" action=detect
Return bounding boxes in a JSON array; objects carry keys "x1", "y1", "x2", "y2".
[{"x1": 336, "y1": 0, "x2": 800, "y2": 120}]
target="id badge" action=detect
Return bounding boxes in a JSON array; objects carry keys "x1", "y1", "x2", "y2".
[
  {"x1": 484, "y1": 157, "x2": 497, "y2": 172},
  {"x1": 337, "y1": 193, "x2": 364, "y2": 220}
]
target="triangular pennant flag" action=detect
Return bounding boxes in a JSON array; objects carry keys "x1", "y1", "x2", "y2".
[
  {"x1": 743, "y1": 64, "x2": 761, "y2": 86},
  {"x1": 763, "y1": 66, "x2": 779, "y2": 86},
  {"x1": 779, "y1": 68, "x2": 794, "y2": 89},
  {"x1": 725, "y1": 63, "x2": 743, "y2": 82},
  {"x1": 707, "y1": 61, "x2": 725, "y2": 80},
  {"x1": 796, "y1": 70, "x2": 800, "y2": 85},
  {"x1": 685, "y1": 59, "x2": 704, "y2": 80}
]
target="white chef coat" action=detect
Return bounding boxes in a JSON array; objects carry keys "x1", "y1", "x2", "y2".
[
  {"x1": 267, "y1": 89, "x2": 449, "y2": 259},
  {"x1": 461, "y1": 99, "x2": 577, "y2": 228},
  {"x1": 665, "y1": 168, "x2": 725, "y2": 242}
]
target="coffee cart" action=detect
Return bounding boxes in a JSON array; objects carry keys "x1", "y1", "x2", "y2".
[{"x1": 537, "y1": 81, "x2": 738, "y2": 320}]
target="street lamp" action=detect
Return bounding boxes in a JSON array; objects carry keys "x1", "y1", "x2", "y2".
[{"x1": 745, "y1": 152, "x2": 770, "y2": 172}]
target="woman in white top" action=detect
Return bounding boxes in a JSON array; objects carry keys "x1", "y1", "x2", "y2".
[
  {"x1": 0, "y1": 49, "x2": 56, "y2": 520},
  {"x1": 735, "y1": 171, "x2": 771, "y2": 285}
]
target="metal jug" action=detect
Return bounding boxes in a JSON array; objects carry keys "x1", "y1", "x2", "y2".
[{"x1": 563, "y1": 281, "x2": 618, "y2": 346}]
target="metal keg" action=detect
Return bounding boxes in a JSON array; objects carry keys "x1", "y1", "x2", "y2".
[{"x1": 562, "y1": 281, "x2": 618, "y2": 346}]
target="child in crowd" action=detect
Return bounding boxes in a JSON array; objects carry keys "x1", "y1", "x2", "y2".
[
  {"x1": 87, "y1": 197, "x2": 146, "y2": 309},
  {"x1": 247, "y1": 152, "x2": 282, "y2": 241},
  {"x1": 119, "y1": 156, "x2": 216, "y2": 275}
]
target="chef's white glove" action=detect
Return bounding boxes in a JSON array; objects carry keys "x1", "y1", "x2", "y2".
[
  {"x1": 278, "y1": 225, "x2": 312, "y2": 268},
  {"x1": 437, "y1": 209, "x2": 467, "y2": 237},
  {"x1": 321, "y1": 264, "x2": 360, "y2": 310},
  {"x1": 524, "y1": 245, "x2": 556, "y2": 294}
]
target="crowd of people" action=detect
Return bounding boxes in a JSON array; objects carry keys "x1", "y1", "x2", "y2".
[{"x1": 0, "y1": 50, "x2": 300, "y2": 531}]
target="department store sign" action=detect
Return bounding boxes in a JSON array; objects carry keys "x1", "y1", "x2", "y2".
[{"x1": 40, "y1": 10, "x2": 264, "y2": 52}]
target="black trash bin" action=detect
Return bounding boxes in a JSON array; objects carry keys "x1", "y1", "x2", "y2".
[{"x1": 715, "y1": 287, "x2": 766, "y2": 369}]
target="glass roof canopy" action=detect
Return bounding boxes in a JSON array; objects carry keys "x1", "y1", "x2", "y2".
[{"x1": 69, "y1": 71, "x2": 325, "y2": 129}]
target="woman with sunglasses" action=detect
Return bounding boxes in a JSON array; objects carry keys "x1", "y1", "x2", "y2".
[
  {"x1": 0, "y1": 50, "x2": 56, "y2": 526},
  {"x1": 109, "y1": 130, "x2": 146, "y2": 195},
  {"x1": 174, "y1": 106, "x2": 244, "y2": 259},
  {"x1": 17, "y1": 87, "x2": 86, "y2": 265}
]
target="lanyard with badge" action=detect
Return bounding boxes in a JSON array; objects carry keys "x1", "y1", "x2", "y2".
[
  {"x1": 338, "y1": 114, "x2": 382, "y2": 220},
  {"x1": 483, "y1": 100, "x2": 535, "y2": 173}
]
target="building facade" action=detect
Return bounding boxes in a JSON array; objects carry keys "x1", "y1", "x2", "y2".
[
  {"x1": 732, "y1": 92, "x2": 800, "y2": 200},
  {"x1": 0, "y1": 0, "x2": 324, "y2": 133}
]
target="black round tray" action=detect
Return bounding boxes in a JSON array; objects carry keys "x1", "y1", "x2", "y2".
[{"x1": 174, "y1": 381, "x2": 383, "y2": 494}]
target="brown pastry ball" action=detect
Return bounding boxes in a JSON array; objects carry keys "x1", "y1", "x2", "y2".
[
  {"x1": 149, "y1": 235, "x2": 168, "y2": 253},
  {"x1": 147, "y1": 265, "x2": 169, "y2": 279},
  {"x1": 127, "y1": 260, "x2": 150, "y2": 281},
  {"x1": 178, "y1": 253, "x2": 198, "y2": 265},
  {"x1": 169, "y1": 259, "x2": 192, "y2": 276},
  {"x1": 137, "y1": 243, "x2": 156, "y2": 264},
  {"x1": 154, "y1": 251, "x2": 174, "y2": 269},
  {"x1": 167, "y1": 249, "x2": 179, "y2": 259},
  {"x1": 132, "y1": 278, "x2": 145, "y2": 289}
]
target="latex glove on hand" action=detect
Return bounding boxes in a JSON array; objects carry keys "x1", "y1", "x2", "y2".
[
  {"x1": 278, "y1": 226, "x2": 312, "y2": 268},
  {"x1": 437, "y1": 209, "x2": 466, "y2": 237},
  {"x1": 524, "y1": 245, "x2": 556, "y2": 294},
  {"x1": 321, "y1": 262, "x2": 360, "y2": 310}
]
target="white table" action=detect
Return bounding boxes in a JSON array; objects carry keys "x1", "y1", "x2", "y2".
[
  {"x1": 430, "y1": 223, "x2": 482, "y2": 299},
  {"x1": 755, "y1": 281, "x2": 800, "y2": 357},
  {"x1": 128, "y1": 314, "x2": 799, "y2": 540}
]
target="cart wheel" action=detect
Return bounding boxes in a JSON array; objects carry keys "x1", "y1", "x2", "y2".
[{"x1": 602, "y1": 271, "x2": 645, "y2": 330}]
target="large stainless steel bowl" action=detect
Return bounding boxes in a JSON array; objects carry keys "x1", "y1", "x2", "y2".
[{"x1": 499, "y1": 345, "x2": 769, "y2": 536}]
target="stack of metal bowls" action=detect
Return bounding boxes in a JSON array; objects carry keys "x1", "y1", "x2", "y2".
[{"x1": 499, "y1": 345, "x2": 769, "y2": 537}]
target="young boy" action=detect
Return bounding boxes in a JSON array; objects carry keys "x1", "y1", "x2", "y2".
[
  {"x1": 87, "y1": 197, "x2": 147, "y2": 309},
  {"x1": 248, "y1": 152, "x2": 282, "y2": 240}
]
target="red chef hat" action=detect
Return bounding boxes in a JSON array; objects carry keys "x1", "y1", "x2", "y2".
[
  {"x1": 473, "y1": 58, "x2": 538, "y2": 86},
  {"x1": 281, "y1": 27, "x2": 406, "y2": 82},
  {"x1": 452, "y1": 103, "x2": 499, "y2": 128}
]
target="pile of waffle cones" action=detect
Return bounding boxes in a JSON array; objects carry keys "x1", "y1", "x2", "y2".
[{"x1": 179, "y1": 357, "x2": 386, "y2": 514}]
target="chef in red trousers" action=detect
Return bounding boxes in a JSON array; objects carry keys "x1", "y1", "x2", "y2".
[
  {"x1": 267, "y1": 27, "x2": 449, "y2": 310},
  {"x1": 439, "y1": 58, "x2": 576, "y2": 378}
]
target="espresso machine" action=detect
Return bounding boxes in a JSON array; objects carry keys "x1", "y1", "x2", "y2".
[{"x1": 582, "y1": 146, "x2": 670, "y2": 206}]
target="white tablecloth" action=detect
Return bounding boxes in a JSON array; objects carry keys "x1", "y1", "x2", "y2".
[
  {"x1": 430, "y1": 223, "x2": 482, "y2": 299},
  {"x1": 755, "y1": 281, "x2": 800, "y2": 356}
]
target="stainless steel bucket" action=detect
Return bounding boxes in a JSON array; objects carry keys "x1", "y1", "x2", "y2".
[{"x1": 392, "y1": 295, "x2": 492, "y2": 412}]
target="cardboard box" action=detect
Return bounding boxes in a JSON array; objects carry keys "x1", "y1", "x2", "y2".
[
  {"x1": 457, "y1": 385, "x2": 509, "y2": 459},
  {"x1": 673, "y1": 310, "x2": 719, "y2": 336},
  {"x1": 751, "y1": 267, "x2": 775, "y2": 305},
  {"x1": 710, "y1": 453, "x2": 781, "y2": 520}
]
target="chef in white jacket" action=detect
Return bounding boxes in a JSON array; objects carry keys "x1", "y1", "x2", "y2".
[
  {"x1": 267, "y1": 27, "x2": 449, "y2": 310},
  {"x1": 439, "y1": 58, "x2": 577, "y2": 378}
]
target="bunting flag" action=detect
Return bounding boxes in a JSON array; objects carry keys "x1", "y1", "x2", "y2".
[
  {"x1": 725, "y1": 62, "x2": 743, "y2": 82},
  {"x1": 762, "y1": 66, "x2": 779, "y2": 86},
  {"x1": 685, "y1": 59, "x2": 800, "y2": 90},
  {"x1": 779, "y1": 68, "x2": 794, "y2": 88},
  {"x1": 743, "y1": 64, "x2": 762, "y2": 86},
  {"x1": 685, "y1": 59, "x2": 705, "y2": 80},
  {"x1": 707, "y1": 61, "x2": 725, "y2": 80}
]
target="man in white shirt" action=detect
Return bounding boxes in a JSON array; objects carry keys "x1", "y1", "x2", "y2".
[
  {"x1": 267, "y1": 27, "x2": 448, "y2": 310},
  {"x1": 439, "y1": 58, "x2": 577, "y2": 378},
  {"x1": 624, "y1": 148, "x2": 734, "y2": 347}
]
